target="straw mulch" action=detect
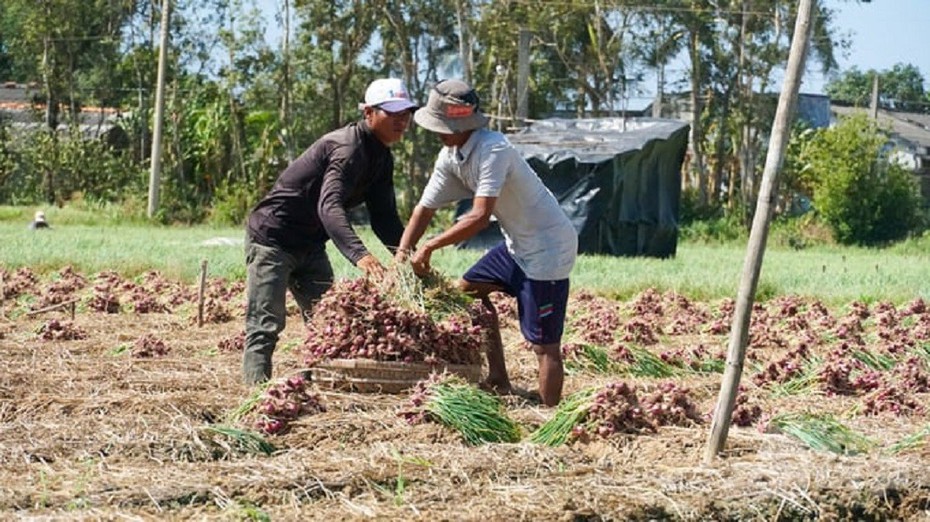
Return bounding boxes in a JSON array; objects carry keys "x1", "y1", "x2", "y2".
[{"x1": 2, "y1": 272, "x2": 930, "y2": 521}]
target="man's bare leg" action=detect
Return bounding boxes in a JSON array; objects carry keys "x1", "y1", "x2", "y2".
[
  {"x1": 532, "y1": 342, "x2": 563, "y2": 407},
  {"x1": 481, "y1": 296, "x2": 512, "y2": 392},
  {"x1": 459, "y1": 281, "x2": 512, "y2": 394}
]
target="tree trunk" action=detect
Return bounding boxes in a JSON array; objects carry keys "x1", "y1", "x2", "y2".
[
  {"x1": 711, "y1": 94, "x2": 730, "y2": 207},
  {"x1": 688, "y1": 29, "x2": 707, "y2": 204}
]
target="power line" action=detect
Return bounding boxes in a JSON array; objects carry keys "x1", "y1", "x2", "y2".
[{"x1": 487, "y1": 0, "x2": 794, "y2": 18}]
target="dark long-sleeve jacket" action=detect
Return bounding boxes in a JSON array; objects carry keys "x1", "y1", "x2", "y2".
[{"x1": 246, "y1": 120, "x2": 404, "y2": 265}]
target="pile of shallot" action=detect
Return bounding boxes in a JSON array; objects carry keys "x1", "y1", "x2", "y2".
[{"x1": 302, "y1": 273, "x2": 486, "y2": 366}]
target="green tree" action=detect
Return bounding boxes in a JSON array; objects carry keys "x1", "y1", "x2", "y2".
[
  {"x1": 373, "y1": 0, "x2": 456, "y2": 214},
  {"x1": 0, "y1": 3, "x2": 16, "y2": 80},
  {"x1": 799, "y1": 114, "x2": 923, "y2": 245},
  {"x1": 826, "y1": 63, "x2": 927, "y2": 113},
  {"x1": 881, "y1": 63, "x2": 926, "y2": 112},
  {"x1": 825, "y1": 66, "x2": 873, "y2": 107}
]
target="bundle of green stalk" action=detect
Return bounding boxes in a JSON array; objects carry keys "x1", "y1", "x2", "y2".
[
  {"x1": 888, "y1": 423, "x2": 930, "y2": 455},
  {"x1": 768, "y1": 412, "x2": 873, "y2": 455},
  {"x1": 562, "y1": 342, "x2": 619, "y2": 374},
  {"x1": 530, "y1": 381, "x2": 702, "y2": 446},
  {"x1": 561, "y1": 342, "x2": 682, "y2": 377},
  {"x1": 851, "y1": 348, "x2": 897, "y2": 371},
  {"x1": 767, "y1": 357, "x2": 823, "y2": 397},
  {"x1": 399, "y1": 373, "x2": 522, "y2": 445},
  {"x1": 622, "y1": 345, "x2": 681, "y2": 378},
  {"x1": 302, "y1": 265, "x2": 487, "y2": 366},
  {"x1": 200, "y1": 425, "x2": 278, "y2": 456}
]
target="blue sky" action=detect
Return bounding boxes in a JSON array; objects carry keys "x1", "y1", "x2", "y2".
[{"x1": 801, "y1": 0, "x2": 930, "y2": 94}]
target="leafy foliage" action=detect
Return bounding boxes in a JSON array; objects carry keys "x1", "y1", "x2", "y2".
[
  {"x1": 826, "y1": 63, "x2": 927, "y2": 113},
  {"x1": 0, "y1": 0, "x2": 858, "y2": 225},
  {"x1": 798, "y1": 114, "x2": 923, "y2": 245},
  {"x1": 0, "y1": 128, "x2": 145, "y2": 206}
]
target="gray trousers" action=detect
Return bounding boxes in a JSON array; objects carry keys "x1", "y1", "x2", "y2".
[{"x1": 243, "y1": 236, "x2": 333, "y2": 384}]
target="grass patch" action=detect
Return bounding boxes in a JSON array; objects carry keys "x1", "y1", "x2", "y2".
[{"x1": 2, "y1": 206, "x2": 930, "y2": 305}]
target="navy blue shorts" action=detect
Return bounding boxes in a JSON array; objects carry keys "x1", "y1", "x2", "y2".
[{"x1": 463, "y1": 243, "x2": 570, "y2": 345}]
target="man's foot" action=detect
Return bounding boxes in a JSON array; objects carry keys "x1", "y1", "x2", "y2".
[{"x1": 242, "y1": 352, "x2": 272, "y2": 385}]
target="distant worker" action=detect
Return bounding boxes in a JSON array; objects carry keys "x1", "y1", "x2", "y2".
[
  {"x1": 395, "y1": 79, "x2": 578, "y2": 407},
  {"x1": 242, "y1": 78, "x2": 418, "y2": 385},
  {"x1": 29, "y1": 210, "x2": 50, "y2": 230}
]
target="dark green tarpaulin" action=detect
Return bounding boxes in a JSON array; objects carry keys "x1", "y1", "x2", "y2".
[{"x1": 457, "y1": 117, "x2": 690, "y2": 258}]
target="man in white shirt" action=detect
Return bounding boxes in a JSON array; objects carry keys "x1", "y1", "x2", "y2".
[{"x1": 396, "y1": 79, "x2": 577, "y2": 406}]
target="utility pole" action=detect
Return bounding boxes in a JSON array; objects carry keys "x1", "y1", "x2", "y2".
[
  {"x1": 869, "y1": 74, "x2": 880, "y2": 119},
  {"x1": 148, "y1": 0, "x2": 170, "y2": 219},
  {"x1": 516, "y1": 29, "x2": 531, "y2": 127},
  {"x1": 282, "y1": 0, "x2": 294, "y2": 161},
  {"x1": 456, "y1": 2, "x2": 472, "y2": 85},
  {"x1": 652, "y1": 65, "x2": 664, "y2": 118},
  {"x1": 704, "y1": 0, "x2": 816, "y2": 463}
]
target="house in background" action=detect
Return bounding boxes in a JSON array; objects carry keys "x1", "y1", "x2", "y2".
[
  {"x1": 647, "y1": 90, "x2": 930, "y2": 206},
  {"x1": 831, "y1": 104, "x2": 930, "y2": 203},
  {"x1": 0, "y1": 81, "x2": 129, "y2": 149},
  {"x1": 654, "y1": 91, "x2": 833, "y2": 130},
  {"x1": 540, "y1": 97, "x2": 656, "y2": 121}
]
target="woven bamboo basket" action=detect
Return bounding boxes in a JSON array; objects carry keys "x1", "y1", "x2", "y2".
[{"x1": 311, "y1": 358, "x2": 483, "y2": 394}]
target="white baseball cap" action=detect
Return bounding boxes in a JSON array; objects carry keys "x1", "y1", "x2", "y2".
[{"x1": 359, "y1": 78, "x2": 418, "y2": 113}]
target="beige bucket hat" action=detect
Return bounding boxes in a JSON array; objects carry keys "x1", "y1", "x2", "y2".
[{"x1": 414, "y1": 79, "x2": 489, "y2": 134}]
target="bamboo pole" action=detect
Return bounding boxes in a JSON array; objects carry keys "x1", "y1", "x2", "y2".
[{"x1": 704, "y1": 0, "x2": 817, "y2": 463}]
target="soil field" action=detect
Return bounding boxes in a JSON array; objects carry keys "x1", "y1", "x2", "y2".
[{"x1": 2, "y1": 267, "x2": 930, "y2": 521}]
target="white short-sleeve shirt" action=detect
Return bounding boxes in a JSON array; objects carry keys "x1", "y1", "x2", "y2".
[{"x1": 418, "y1": 128, "x2": 577, "y2": 280}]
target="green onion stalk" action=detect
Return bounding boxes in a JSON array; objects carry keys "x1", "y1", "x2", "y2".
[
  {"x1": 770, "y1": 412, "x2": 873, "y2": 455},
  {"x1": 403, "y1": 374, "x2": 522, "y2": 445},
  {"x1": 528, "y1": 388, "x2": 597, "y2": 446}
]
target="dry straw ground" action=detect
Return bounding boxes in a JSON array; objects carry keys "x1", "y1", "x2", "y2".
[{"x1": 2, "y1": 267, "x2": 930, "y2": 521}]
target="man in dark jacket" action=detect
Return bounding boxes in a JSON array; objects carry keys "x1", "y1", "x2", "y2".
[{"x1": 243, "y1": 78, "x2": 417, "y2": 384}]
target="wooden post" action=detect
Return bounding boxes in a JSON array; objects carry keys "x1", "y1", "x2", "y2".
[
  {"x1": 869, "y1": 74, "x2": 880, "y2": 120},
  {"x1": 148, "y1": 0, "x2": 171, "y2": 218},
  {"x1": 197, "y1": 259, "x2": 208, "y2": 327},
  {"x1": 704, "y1": 0, "x2": 817, "y2": 463},
  {"x1": 25, "y1": 298, "x2": 80, "y2": 317}
]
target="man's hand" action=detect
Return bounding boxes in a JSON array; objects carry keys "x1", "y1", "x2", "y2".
[
  {"x1": 393, "y1": 248, "x2": 411, "y2": 264},
  {"x1": 357, "y1": 254, "x2": 385, "y2": 279},
  {"x1": 410, "y1": 245, "x2": 433, "y2": 276}
]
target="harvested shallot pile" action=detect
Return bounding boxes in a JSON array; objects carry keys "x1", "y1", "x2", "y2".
[
  {"x1": 529, "y1": 380, "x2": 703, "y2": 446},
  {"x1": 301, "y1": 268, "x2": 488, "y2": 366},
  {"x1": 5, "y1": 266, "x2": 930, "y2": 520}
]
